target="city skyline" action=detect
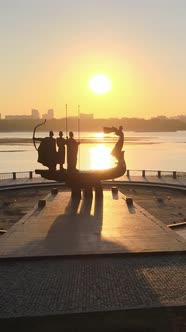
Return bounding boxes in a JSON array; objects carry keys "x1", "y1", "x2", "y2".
[
  {"x1": 3, "y1": 108, "x2": 54, "y2": 120},
  {"x1": 1, "y1": 108, "x2": 186, "y2": 121},
  {"x1": 0, "y1": 1, "x2": 186, "y2": 119}
]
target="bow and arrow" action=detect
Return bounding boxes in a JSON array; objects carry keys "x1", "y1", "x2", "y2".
[{"x1": 32, "y1": 119, "x2": 47, "y2": 151}]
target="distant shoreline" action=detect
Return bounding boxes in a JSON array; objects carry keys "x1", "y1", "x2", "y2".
[
  {"x1": 0, "y1": 129, "x2": 185, "y2": 133},
  {"x1": 0, "y1": 137, "x2": 156, "y2": 145},
  {"x1": 0, "y1": 117, "x2": 186, "y2": 132}
]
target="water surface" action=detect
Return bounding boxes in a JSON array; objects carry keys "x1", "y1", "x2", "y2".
[{"x1": 0, "y1": 131, "x2": 185, "y2": 173}]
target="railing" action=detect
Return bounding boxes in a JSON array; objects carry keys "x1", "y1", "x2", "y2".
[
  {"x1": 125, "y1": 170, "x2": 186, "y2": 179},
  {"x1": 0, "y1": 171, "x2": 41, "y2": 181},
  {"x1": 0, "y1": 170, "x2": 185, "y2": 181}
]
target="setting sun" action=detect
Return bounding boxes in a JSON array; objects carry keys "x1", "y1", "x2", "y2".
[{"x1": 89, "y1": 74, "x2": 112, "y2": 95}]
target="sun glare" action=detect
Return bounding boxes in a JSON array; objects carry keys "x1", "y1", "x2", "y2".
[
  {"x1": 90, "y1": 145, "x2": 113, "y2": 169},
  {"x1": 89, "y1": 74, "x2": 112, "y2": 95},
  {"x1": 94, "y1": 132, "x2": 105, "y2": 138}
]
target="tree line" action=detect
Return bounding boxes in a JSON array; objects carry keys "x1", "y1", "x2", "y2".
[{"x1": 0, "y1": 117, "x2": 186, "y2": 132}]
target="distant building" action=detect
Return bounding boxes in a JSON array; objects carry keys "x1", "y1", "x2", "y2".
[
  {"x1": 31, "y1": 109, "x2": 40, "y2": 119},
  {"x1": 151, "y1": 116, "x2": 168, "y2": 120},
  {"x1": 5, "y1": 109, "x2": 40, "y2": 120},
  {"x1": 171, "y1": 115, "x2": 186, "y2": 123},
  {"x1": 5, "y1": 115, "x2": 31, "y2": 120},
  {"x1": 80, "y1": 113, "x2": 94, "y2": 120},
  {"x1": 48, "y1": 109, "x2": 54, "y2": 118},
  {"x1": 42, "y1": 109, "x2": 54, "y2": 119}
]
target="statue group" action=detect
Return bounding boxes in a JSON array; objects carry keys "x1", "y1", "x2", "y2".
[
  {"x1": 34, "y1": 125, "x2": 124, "y2": 175},
  {"x1": 36, "y1": 131, "x2": 79, "y2": 172},
  {"x1": 34, "y1": 125, "x2": 126, "y2": 189}
]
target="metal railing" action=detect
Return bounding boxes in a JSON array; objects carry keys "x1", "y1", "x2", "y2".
[
  {"x1": 0, "y1": 171, "x2": 41, "y2": 181},
  {"x1": 125, "y1": 169, "x2": 186, "y2": 179},
  {"x1": 0, "y1": 169, "x2": 185, "y2": 182}
]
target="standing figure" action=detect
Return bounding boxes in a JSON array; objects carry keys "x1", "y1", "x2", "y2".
[
  {"x1": 37, "y1": 130, "x2": 57, "y2": 171},
  {"x1": 66, "y1": 131, "x2": 80, "y2": 172},
  {"x1": 111, "y1": 126, "x2": 124, "y2": 161},
  {"x1": 57, "y1": 131, "x2": 66, "y2": 170}
]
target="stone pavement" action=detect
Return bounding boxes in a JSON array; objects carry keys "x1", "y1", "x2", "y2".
[
  {"x1": 0, "y1": 254, "x2": 185, "y2": 319},
  {"x1": 0, "y1": 176, "x2": 54, "y2": 189},
  {"x1": 0, "y1": 190, "x2": 185, "y2": 258},
  {"x1": 0, "y1": 188, "x2": 185, "y2": 331}
]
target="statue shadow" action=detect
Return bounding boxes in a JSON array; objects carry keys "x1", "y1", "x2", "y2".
[{"x1": 45, "y1": 192, "x2": 104, "y2": 254}]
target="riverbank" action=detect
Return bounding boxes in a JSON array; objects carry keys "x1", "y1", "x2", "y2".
[
  {"x1": 0, "y1": 136, "x2": 154, "y2": 145},
  {"x1": 0, "y1": 186, "x2": 185, "y2": 232}
]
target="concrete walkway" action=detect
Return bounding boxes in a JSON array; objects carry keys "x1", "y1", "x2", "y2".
[{"x1": 0, "y1": 190, "x2": 185, "y2": 258}]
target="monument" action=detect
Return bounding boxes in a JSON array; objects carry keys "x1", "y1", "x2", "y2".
[{"x1": 33, "y1": 123, "x2": 126, "y2": 197}]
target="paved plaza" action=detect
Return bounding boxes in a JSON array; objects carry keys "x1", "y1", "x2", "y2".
[
  {"x1": 0, "y1": 186, "x2": 185, "y2": 331},
  {"x1": 0, "y1": 190, "x2": 185, "y2": 258}
]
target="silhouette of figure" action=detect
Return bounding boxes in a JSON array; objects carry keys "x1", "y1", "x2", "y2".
[
  {"x1": 37, "y1": 130, "x2": 57, "y2": 171},
  {"x1": 57, "y1": 131, "x2": 66, "y2": 170},
  {"x1": 111, "y1": 126, "x2": 124, "y2": 161},
  {"x1": 66, "y1": 131, "x2": 79, "y2": 172}
]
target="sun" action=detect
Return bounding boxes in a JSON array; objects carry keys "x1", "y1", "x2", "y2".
[{"x1": 89, "y1": 74, "x2": 112, "y2": 95}]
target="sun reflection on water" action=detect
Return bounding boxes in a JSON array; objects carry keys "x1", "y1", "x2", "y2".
[
  {"x1": 94, "y1": 132, "x2": 105, "y2": 138},
  {"x1": 90, "y1": 144, "x2": 113, "y2": 170}
]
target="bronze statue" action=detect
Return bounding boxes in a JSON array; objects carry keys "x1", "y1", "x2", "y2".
[
  {"x1": 35, "y1": 126, "x2": 126, "y2": 190},
  {"x1": 103, "y1": 126, "x2": 124, "y2": 162},
  {"x1": 111, "y1": 126, "x2": 124, "y2": 161},
  {"x1": 35, "y1": 130, "x2": 57, "y2": 171},
  {"x1": 66, "y1": 131, "x2": 80, "y2": 172},
  {"x1": 57, "y1": 131, "x2": 66, "y2": 170}
]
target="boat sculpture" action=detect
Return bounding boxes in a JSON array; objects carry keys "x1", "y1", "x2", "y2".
[{"x1": 33, "y1": 124, "x2": 126, "y2": 189}]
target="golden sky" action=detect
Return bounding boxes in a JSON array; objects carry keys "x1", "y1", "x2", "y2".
[{"x1": 0, "y1": 1, "x2": 185, "y2": 119}]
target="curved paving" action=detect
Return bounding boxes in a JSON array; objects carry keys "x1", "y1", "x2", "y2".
[
  {"x1": 0, "y1": 178, "x2": 185, "y2": 330},
  {"x1": 0, "y1": 174, "x2": 186, "y2": 190}
]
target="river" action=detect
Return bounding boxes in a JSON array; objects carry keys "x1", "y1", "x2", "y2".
[{"x1": 0, "y1": 131, "x2": 185, "y2": 173}]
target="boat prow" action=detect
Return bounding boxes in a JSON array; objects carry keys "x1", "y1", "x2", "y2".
[{"x1": 35, "y1": 151, "x2": 126, "y2": 187}]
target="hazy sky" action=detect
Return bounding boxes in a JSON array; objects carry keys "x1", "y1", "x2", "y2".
[{"x1": 0, "y1": 0, "x2": 186, "y2": 118}]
